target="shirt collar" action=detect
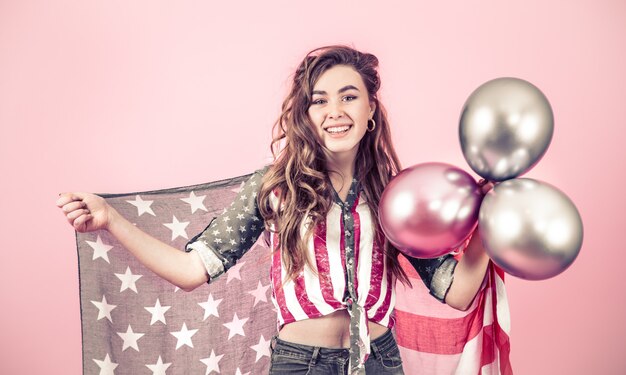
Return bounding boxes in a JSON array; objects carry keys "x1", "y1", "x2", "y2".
[{"x1": 331, "y1": 177, "x2": 361, "y2": 209}]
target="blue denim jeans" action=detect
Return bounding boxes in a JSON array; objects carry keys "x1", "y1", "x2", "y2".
[{"x1": 269, "y1": 328, "x2": 404, "y2": 374}]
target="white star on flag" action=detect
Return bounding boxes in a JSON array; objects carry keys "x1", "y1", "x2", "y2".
[
  {"x1": 198, "y1": 293, "x2": 222, "y2": 320},
  {"x1": 85, "y1": 235, "x2": 113, "y2": 263},
  {"x1": 163, "y1": 215, "x2": 190, "y2": 240},
  {"x1": 77, "y1": 169, "x2": 279, "y2": 373},
  {"x1": 200, "y1": 350, "x2": 224, "y2": 375},
  {"x1": 247, "y1": 281, "x2": 270, "y2": 306},
  {"x1": 171, "y1": 322, "x2": 198, "y2": 349},
  {"x1": 91, "y1": 295, "x2": 117, "y2": 323},
  {"x1": 115, "y1": 266, "x2": 143, "y2": 293},
  {"x1": 146, "y1": 356, "x2": 172, "y2": 375},
  {"x1": 226, "y1": 261, "x2": 246, "y2": 283},
  {"x1": 223, "y1": 313, "x2": 248, "y2": 340},
  {"x1": 180, "y1": 191, "x2": 208, "y2": 213},
  {"x1": 93, "y1": 353, "x2": 118, "y2": 375},
  {"x1": 250, "y1": 335, "x2": 272, "y2": 362},
  {"x1": 117, "y1": 324, "x2": 145, "y2": 351},
  {"x1": 145, "y1": 299, "x2": 171, "y2": 325},
  {"x1": 126, "y1": 195, "x2": 156, "y2": 216}
]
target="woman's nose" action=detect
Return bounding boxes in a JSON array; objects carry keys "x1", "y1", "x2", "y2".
[{"x1": 327, "y1": 101, "x2": 344, "y2": 118}]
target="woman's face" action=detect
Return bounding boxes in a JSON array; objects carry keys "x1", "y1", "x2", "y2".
[{"x1": 308, "y1": 65, "x2": 375, "y2": 162}]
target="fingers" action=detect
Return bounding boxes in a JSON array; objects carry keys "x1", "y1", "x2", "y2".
[
  {"x1": 73, "y1": 212, "x2": 93, "y2": 231},
  {"x1": 60, "y1": 200, "x2": 87, "y2": 213},
  {"x1": 481, "y1": 181, "x2": 495, "y2": 195},
  {"x1": 66, "y1": 208, "x2": 90, "y2": 221},
  {"x1": 56, "y1": 192, "x2": 82, "y2": 207}
]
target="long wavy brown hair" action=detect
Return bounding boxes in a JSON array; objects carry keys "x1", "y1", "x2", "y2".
[{"x1": 257, "y1": 45, "x2": 410, "y2": 287}]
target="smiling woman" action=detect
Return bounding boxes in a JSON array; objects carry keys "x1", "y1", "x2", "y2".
[
  {"x1": 308, "y1": 66, "x2": 375, "y2": 161},
  {"x1": 57, "y1": 45, "x2": 494, "y2": 375}
]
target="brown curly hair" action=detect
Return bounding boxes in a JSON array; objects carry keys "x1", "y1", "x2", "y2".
[{"x1": 257, "y1": 45, "x2": 410, "y2": 287}]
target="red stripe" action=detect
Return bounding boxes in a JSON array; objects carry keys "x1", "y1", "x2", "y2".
[
  {"x1": 365, "y1": 229, "x2": 384, "y2": 309},
  {"x1": 395, "y1": 263, "x2": 512, "y2": 374},
  {"x1": 478, "y1": 264, "x2": 512, "y2": 375},
  {"x1": 293, "y1": 272, "x2": 322, "y2": 317},
  {"x1": 370, "y1": 252, "x2": 392, "y2": 323},
  {"x1": 271, "y1": 231, "x2": 294, "y2": 324},
  {"x1": 314, "y1": 222, "x2": 342, "y2": 309},
  {"x1": 394, "y1": 286, "x2": 486, "y2": 354}
]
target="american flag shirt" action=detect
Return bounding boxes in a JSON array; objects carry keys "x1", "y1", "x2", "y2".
[{"x1": 185, "y1": 165, "x2": 458, "y2": 374}]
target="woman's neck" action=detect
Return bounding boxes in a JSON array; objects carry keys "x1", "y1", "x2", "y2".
[{"x1": 325, "y1": 154, "x2": 356, "y2": 192}]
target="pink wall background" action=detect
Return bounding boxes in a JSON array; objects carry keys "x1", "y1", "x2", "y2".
[{"x1": 1, "y1": 0, "x2": 624, "y2": 373}]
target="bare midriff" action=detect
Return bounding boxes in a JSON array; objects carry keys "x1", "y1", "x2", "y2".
[{"x1": 277, "y1": 309, "x2": 389, "y2": 348}]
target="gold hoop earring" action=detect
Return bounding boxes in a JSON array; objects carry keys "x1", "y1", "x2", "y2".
[{"x1": 367, "y1": 118, "x2": 376, "y2": 132}]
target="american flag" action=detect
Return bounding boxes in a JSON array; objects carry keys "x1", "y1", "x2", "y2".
[
  {"x1": 76, "y1": 170, "x2": 276, "y2": 375},
  {"x1": 75, "y1": 169, "x2": 512, "y2": 374},
  {"x1": 395, "y1": 256, "x2": 513, "y2": 374}
]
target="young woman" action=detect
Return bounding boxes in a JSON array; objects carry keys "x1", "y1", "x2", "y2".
[{"x1": 57, "y1": 45, "x2": 491, "y2": 375}]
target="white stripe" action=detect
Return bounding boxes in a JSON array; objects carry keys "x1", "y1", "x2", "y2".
[
  {"x1": 495, "y1": 271, "x2": 511, "y2": 335},
  {"x1": 355, "y1": 204, "x2": 374, "y2": 307},
  {"x1": 483, "y1": 286, "x2": 494, "y2": 326},
  {"x1": 301, "y1": 215, "x2": 335, "y2": 315},
  {"x1": 326, "y1": 205, "x2": 346, "y2": 303},
  {"x1": 379, "y1": 280, "x2": 395, "y2": 327},
  {"x1": 269, "y1": 225, "x2": 285, "y2": 327},
  {"x1": 281, "y1": 262, "x2": 309, "y2": 321},
  {"x1": 269, "y1": 216, "x2": 308, "y2": 321},
  {"x1": 454, "y1": 328, "x2": 483, "y2": 375}
]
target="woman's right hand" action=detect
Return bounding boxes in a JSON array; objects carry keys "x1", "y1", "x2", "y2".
[{"x1": 56, "y1": 192, "x2": 115, "y2": 233}]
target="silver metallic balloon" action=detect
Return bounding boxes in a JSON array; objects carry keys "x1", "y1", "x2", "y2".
[
  {"x1": 459, "y1": 77, "x2": 554, "y2": 181},
  {"x1": 479, "y1": 178, "x2": 583, "y2": 280},
  {"x1": 379, "y1": 162, "x2": 483, "y2": 258}
]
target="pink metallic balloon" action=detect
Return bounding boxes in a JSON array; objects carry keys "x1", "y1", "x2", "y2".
[{"x1": 379, "y1": 162, "x2": 483, "y2": 258}]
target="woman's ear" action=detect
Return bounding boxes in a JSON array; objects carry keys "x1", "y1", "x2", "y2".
[{"x1": 370, "y1": 101, "x2": 377, "y2": 118}]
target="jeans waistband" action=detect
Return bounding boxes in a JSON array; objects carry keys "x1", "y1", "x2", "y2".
[{"x1": 270, "y1": 328, "x2": 395, "y2": 357}]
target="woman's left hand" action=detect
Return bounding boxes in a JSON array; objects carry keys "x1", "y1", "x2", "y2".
[{"x1": 478, "y1": 178, "x2": 495, "y2": 195}]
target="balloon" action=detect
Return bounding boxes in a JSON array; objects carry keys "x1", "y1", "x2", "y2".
[
  {"x1": 379, "y1": 162, "x2": 483, "y2": 258},
  {"x1": 479, "y1": 178, "x2": 583, "y2": 280},
  {"x1": 459, "y1": 77, "x2": 554, "y2": 182}
]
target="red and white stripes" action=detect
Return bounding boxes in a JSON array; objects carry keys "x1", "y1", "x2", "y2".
[
  {"x1": 394, "y1": 255, "x2": 512, "y2": 374},
  {"x1": 268, "y1": 190, "x2": 395, "y2": 331}
]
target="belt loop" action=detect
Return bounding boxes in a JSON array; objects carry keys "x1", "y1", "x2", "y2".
[
  {"x1": 370, "y1": 340, "x2": 381, "y2": 360},
  {"x1": 309, "y1": 346, "x2": 320, "y2": 367},
  {"x1": 270, "y1": 335, "x2": 278, "y2": 355}
]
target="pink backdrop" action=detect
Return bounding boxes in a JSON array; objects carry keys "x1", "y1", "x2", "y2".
[{"x1": 1, "y1": 0, "x2": 624, "y2": 373}]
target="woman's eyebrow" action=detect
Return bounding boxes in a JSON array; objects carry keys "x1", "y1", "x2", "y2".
[{"x1": 312, "y1": 85, "x2": 360, "y2": 95}]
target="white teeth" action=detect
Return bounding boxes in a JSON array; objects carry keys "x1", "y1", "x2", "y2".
[{"x1": 326, "y1": 125, "x2": 351, "y2": 133}]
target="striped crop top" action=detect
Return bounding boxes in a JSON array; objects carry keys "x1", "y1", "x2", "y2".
[{"x1": 185, "y1": 165, "x2": 459, "y2": 374}]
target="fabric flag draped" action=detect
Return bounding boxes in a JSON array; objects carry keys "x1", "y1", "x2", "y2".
[
  {"x1": 395, "y1": 256, "x2": 513, "y2": 374},
  {"x1": 77, "y1": 170, "x2": 276, "y2": 375},
  {"x1": 76, "y1": 169, "x2": 512, "y2": 375}
]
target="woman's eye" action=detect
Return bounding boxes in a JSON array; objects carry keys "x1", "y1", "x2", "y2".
[
  {"x1": 311, "y1": 98, "x2": 326, "y2": 105},
  {"x1": 343, "y1": 95, "x2": 357, "y2": 102}
]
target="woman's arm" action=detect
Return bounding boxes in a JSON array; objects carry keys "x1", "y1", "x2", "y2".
[
  {"x1": 106, "y1": 208, "x2": 209, "y2": 292},
  {"x1": 445, "y1": 179, "x2": 495, "y2": 311},
  {"x1": 444, "y1": 231, "x2": 490, "y2": 311},
  {"x1": 57, "y1": 191, "x2": 208, "y2": 292}
]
